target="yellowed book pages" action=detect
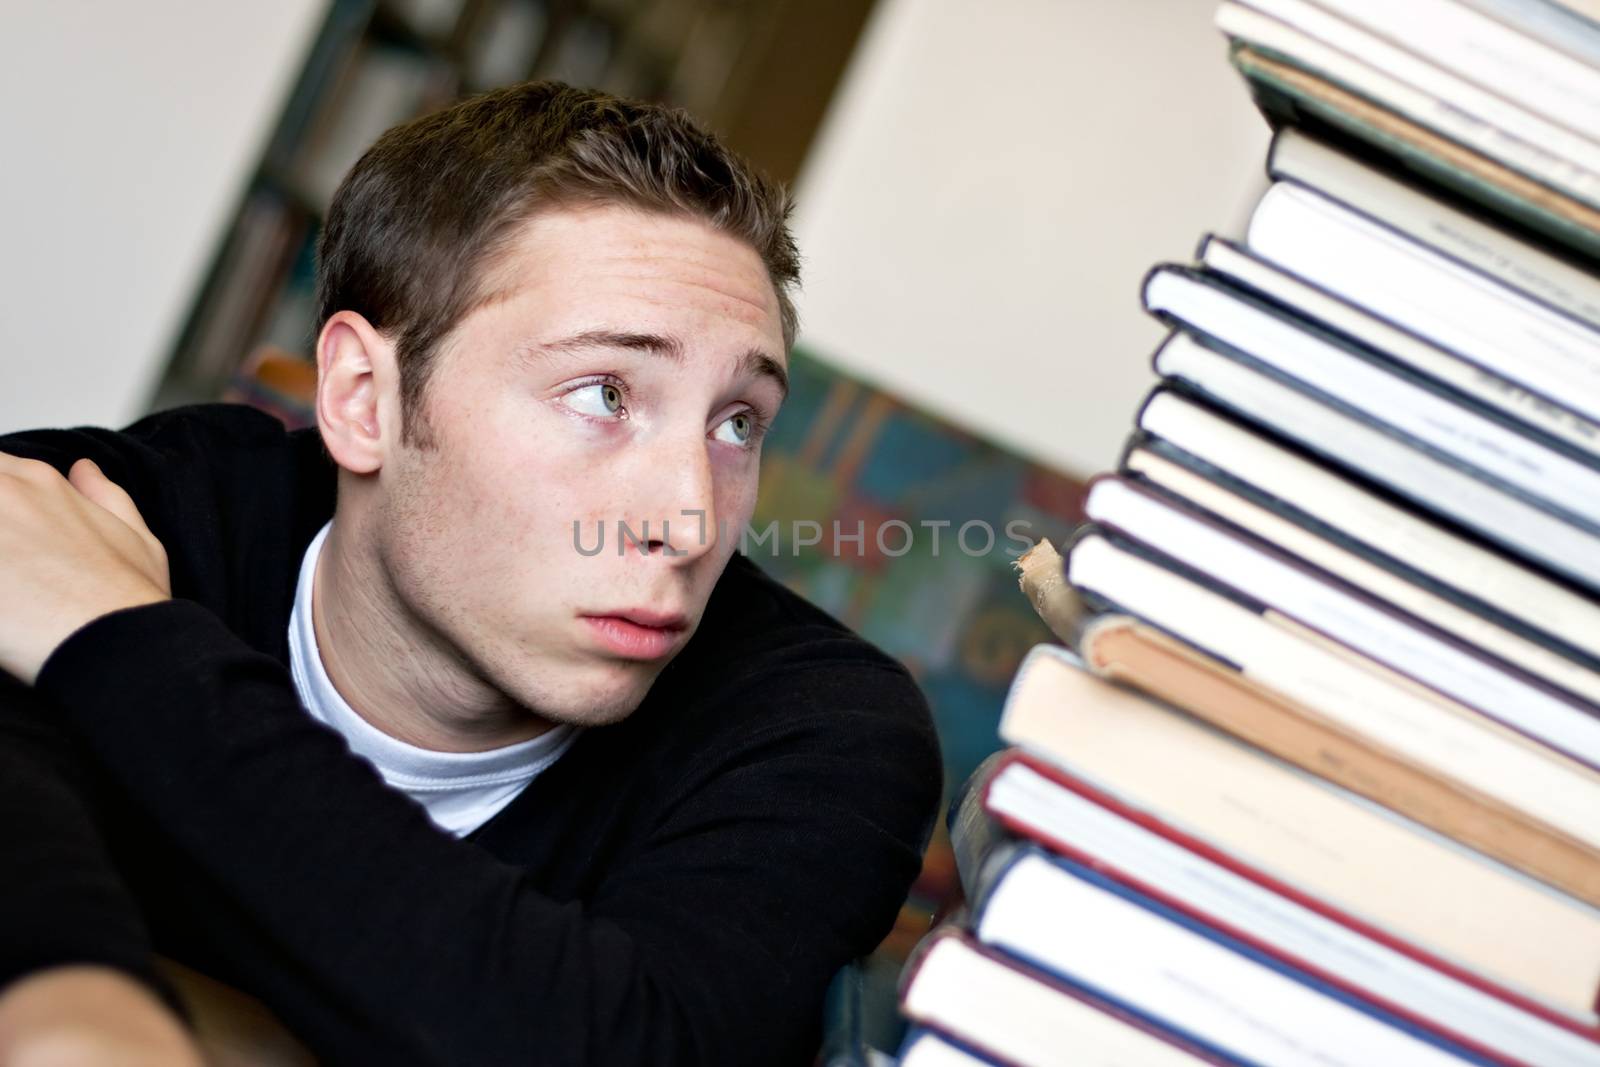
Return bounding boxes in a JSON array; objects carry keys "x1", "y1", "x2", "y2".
[{"x1": 1080, "y1": 614, "x2": 1600, "y2": 909}]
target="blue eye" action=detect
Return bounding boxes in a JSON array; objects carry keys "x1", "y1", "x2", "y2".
[
  {"x1": 713, "y1": 410, "x2": 768, "y2": 447},
  {"x1": 565, "y1": 382, "x2": 626, "y2": 418},
  {"x1": 714, "y1": 412, "x2": 752, "y2": 445}
]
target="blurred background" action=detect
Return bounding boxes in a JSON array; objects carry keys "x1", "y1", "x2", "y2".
[{"x1": 0, "y1": 0, "x2": 1267, "y2": 1050}]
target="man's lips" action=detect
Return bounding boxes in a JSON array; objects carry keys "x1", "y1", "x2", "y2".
[
  {"x1": 600, "y1": 608, "x2": 689, "y2": 631},
  {"x1": 580, "y1": 610, "x2": 689, "y2": 660}
]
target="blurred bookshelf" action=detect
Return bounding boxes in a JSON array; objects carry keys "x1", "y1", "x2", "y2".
[{"x1": 148, "y1": 0, "x2": 874, "y2": 422}]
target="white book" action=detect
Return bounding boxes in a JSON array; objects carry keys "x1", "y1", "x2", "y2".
[
  {"x1": 1150, "y1": 329, "x2": 1600, "y2": 591},
  {"x1": 1198, "y1": 235, "x2": 1600, "y2": 460},
  {"x1": 1144, "y1": 268, "x2": 1600, "y2": 530},
  {"x1": 1134, "y1": 390, "x2": 1600, "y2": 669},
  {"x1": 1288, "y1": 0, "x2": 1600, "y2": 143},
  {"x1": 1234, "y1": 0, "x2": 1600, "y2": 172},
  {"x1": 1267, "y1": 129, "x2": 1600, "y2": 332},
  {"x1": 1215, "y1": 2, "x2": 1600, "y2": 209},
  {"x1": 1467, "y1": 0, "x2": 1600, "y2": 68},
  {"x1": 1246, "y1": 181, "x2": 1600, "y2": 424},
  {"x1": 1123, "y1": 443, "x2": 1600, "y2": 708}
]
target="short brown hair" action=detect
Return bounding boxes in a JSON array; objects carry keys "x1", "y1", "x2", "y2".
[{"x1": 314, "y1": 80, "x2": 800, "y2": 446}]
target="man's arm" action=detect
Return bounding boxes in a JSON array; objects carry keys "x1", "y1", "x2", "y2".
[
  {"x1": 0, "y1": 669, "x2": 206, "y2": 1066},
  {"x1": 0, "y1": 414, "x2": 941, "y2": 1064},
  {"x1": 33, "y1": 600, "x2": 940, "y2": 1066},
  {"x1": 0, "y1": 667, "x2": 179, "y2": 1003},
  {"x1": 0, "y1": 667, "x2": 311, "y2": 1065}
]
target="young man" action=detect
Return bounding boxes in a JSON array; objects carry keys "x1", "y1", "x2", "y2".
[{"x1": 0, "y1": 82, "x2": 941, "y2": 1065}]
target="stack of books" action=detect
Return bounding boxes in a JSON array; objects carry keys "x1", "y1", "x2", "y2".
[{"x1": 894, "y1": 2, "x2": 1600, "y2": 1065}]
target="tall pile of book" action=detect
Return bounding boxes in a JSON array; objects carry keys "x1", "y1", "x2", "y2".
[{"x1": 893, "y1": 2, "x2": 1600, "y2": 1065}]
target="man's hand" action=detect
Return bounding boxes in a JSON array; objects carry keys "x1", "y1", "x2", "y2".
[
  {"x1": 0, "y1": 455, "x2": 170, "y2": 686},
  {"x1": 0, "y1": 966, "x2": 204, "y2": 1067}
]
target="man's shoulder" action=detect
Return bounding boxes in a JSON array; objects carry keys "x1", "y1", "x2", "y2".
[
  {"x1": 117, "y1": 401, "x2": 297, "y2": 447},
  {"x1": 2, "y1": 404, "x2": 334, "y2": 629},
  {"x1": 0, "y1": 403, "x2": 326, "y2": 508},
  {"x1": 1, "y1": 402, "x2": 291, "y2": 463}
]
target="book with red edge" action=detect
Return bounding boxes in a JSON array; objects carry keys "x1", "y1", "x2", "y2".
[{"x1": 953, "y1": 745, "x2": 1600, "y2": 1067}]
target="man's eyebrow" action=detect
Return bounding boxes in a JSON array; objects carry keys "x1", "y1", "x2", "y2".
[
  {"x1": 741, "y1": 349, "x2": 789, "y2": 403},
  {"x1": 539, "y1": 330, "x2": 685, "y2": 361},
  {"x1": 537, "y1": 330, "x2": 789, "y2": 402}
]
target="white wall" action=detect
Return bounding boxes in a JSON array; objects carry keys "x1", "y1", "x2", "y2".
[
  {"x1": 0, "y1": 1, "x2": 328, "y2": 435},
  {"x1": 791, "y1": 0, "x2": 1270, "y2": 479}
]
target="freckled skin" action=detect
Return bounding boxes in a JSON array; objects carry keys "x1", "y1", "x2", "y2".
[{"x1": 327, "y1": 206, "x2": 787, "y2": 744}]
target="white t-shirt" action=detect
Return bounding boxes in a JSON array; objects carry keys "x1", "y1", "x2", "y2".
[{"x1": 287, "y1": 521, "x2": 577, "y2": 837}]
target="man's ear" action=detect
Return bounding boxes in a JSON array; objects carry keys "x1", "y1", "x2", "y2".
[{"x1": 315, "y1": 311, "x2": 395, "y2": 475}]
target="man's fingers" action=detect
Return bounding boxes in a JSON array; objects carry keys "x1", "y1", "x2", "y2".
[
  {"x1": 0, "y1": 455, "x2": 173, "y2": 682},
  {"x1": 68, "y1": 459, "x2": 154, "y2": 538},
  {"x1": 67, "y1": 459, "x2": 170, "y2": 589}
]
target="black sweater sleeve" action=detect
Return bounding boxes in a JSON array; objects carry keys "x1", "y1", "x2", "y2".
[
  {"x1": 0, "y1": 671, "x2": 182, "y2": 1011},
  {"x1": 0, "y1": 415, "x2": 232, "y2": 1012},
  {"x1": 33, "y1": 599, "x2": 941, "y2": 1066}
]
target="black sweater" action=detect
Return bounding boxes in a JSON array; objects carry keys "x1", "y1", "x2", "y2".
[{"x1": 0, "y1": 403, "x2": 942, "y2": 1066}]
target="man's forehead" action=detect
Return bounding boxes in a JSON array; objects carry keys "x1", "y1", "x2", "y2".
[{"x1": 485, "y1": 204, "x2": 783, "y2": 326}]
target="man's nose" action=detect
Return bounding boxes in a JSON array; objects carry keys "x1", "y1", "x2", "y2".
[{"x1": 633, "y1": 435, "x2": 718, "y2": 561}]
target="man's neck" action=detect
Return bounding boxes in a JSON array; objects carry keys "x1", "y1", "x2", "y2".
[{"x1": 310, "y1": 521, "x2": 556, "y2": 753}]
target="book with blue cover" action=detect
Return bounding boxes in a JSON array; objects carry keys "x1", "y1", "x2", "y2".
[{"x1": 969, "y1": 843, "x2": 1500, "y2": 1066}]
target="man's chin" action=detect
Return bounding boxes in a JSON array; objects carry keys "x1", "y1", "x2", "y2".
[{"x1": 518, "y1": 659, "x2": 658, "y2": 729}]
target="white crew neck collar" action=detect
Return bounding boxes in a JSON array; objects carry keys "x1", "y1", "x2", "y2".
[{"x1": 287, "y1": 521, "x2": 578, "y2": 832}]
